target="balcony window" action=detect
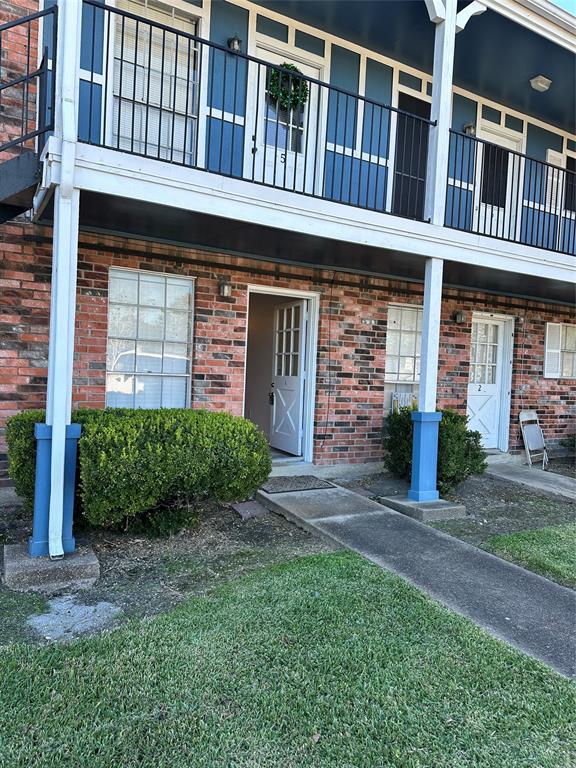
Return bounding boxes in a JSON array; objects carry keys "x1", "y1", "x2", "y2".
[
  {"x1": 106, "y1": 269, "x2": 195, "y2": 408},
  {"x1": 112, "y1": 1, "x2": 199, "y2": 163}
]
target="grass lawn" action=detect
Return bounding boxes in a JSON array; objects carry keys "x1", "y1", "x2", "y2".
[
  {"x1": 483, "y1": 523, "x2": 576, "y2": 588},
  {"x1": 1, "y1": 552, "x2": 574, "y2": 768}
]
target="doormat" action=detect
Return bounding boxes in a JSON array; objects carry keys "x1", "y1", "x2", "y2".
[{"x1": 261, "y1": 475, "x2": 335, "y2": 494}]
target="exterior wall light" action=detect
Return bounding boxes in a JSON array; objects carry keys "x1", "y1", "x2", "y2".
[
  {"x1": 463, "y1": 123, "x2": 476, "y2": 136},
  {"x1": 530, "y1": 75, "x2": 551, "y2": 92},
  {"x1": 452, "y1": 310, "x2": 467, "y2": 324},
  {"x1": 219, "y1": 278, "x2": 232, "y2": 298},
  {"x1": 227, "y1": 34, "x2": 242, "y2": 52}
]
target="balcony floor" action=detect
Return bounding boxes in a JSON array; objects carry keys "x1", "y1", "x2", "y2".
[{"x1": 38, "y1": 188, "x2": 575, "y2": 306}]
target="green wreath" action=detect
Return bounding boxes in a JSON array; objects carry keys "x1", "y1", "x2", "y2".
[{"x1": 267, "y1": 62, "x2": 309, "y2": 111}]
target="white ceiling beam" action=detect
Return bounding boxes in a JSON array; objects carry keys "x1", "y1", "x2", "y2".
[
  {"x1": 424, "y1": 0, "x2": 446, "y2": 24},
  {"x1": 456, "y1": 1, "x2": 487, "y2": 33}
]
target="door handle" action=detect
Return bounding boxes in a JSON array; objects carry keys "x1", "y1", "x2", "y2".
[{"x1": 269, "y1": 391, "x2": 275, "y2": 405}]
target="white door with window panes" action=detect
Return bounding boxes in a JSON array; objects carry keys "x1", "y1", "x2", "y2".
[
  {"x1": 250, "y1": 49, "x2": 320, "y2": 194},
  {"x1": 466, "y1": 318, "x2": 505, "y2": 448},
  {"x1": 106, "y1": 269, "x2": 194, "y2": 409},
  {"x1": 113, "y1": 0, "x2": 199, "y2": 163},
  {"x1": 269, "y1": 301, "x2": 307, "y2": 455}
]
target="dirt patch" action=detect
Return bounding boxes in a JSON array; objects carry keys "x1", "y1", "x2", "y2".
[
  {"x1": 345, "y1": 471, "x2": 575, "y2": 548},
  {"x1": 0, "y1": 498, "x2": 337, "y2": 646},
  {"x1": 547, "y1": 457, "x2": 575, "y2": 480}
]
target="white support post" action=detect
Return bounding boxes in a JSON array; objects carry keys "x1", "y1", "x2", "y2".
[
  {"x1": 46, "y1": 0, "x2": 82, "y2": 558},
  {"x1": 419, "y1": 257, "x2": 444, "y2": 412},
  {"x1": 424, "y1": 0, "x2": 457, "y2": 226},
  {"x1": 407, "y1": 255, "x2": 444, "y2": 502}
]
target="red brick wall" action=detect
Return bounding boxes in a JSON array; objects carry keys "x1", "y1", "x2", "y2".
[
  {"x1": 0, "y1": 222, "x2": 574, "y2": 482},
  {"x1": 0, "y1": 0, "x2": 42, "y2": 160}
]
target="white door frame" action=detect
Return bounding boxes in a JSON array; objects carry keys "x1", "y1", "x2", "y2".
[
  {"x1": 474, "y1": 122, "x2": 524, "y2": 241},
  {"x1": 469, "y1": 311, "x2": 515, "y2": 452},
  {"x1": 245, "y1": 41, "x2": 325, "y2": 195},
  {"x1": 244, "y1": 284, "x2": 320, "y2": 463}
]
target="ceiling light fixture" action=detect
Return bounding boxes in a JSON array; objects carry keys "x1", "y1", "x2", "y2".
[{"x1": 530, "y1": 75, "x2": 552, "y2": 93}]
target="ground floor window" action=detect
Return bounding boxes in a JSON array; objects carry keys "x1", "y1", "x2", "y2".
[
  {"x1": 384, "y1": 304, "x2": 422, "y2": 411},
  {"x1": 106, "y1": 268, "x2": 195, "y2": 408},
  {"x1": 545, "y1": 322, "x2": 576, "y2": 379}
]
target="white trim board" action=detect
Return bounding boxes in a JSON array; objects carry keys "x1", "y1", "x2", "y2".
[
  {"x1": 245, "y1": 284, "x2": 320, "y2": 464},
  {"x1": 41, "y1": 142, "x2": 576, "y2": 284}
]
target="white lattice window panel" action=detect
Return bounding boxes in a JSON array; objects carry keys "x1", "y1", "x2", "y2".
[
  {"x1": 106, "y1": 268, "x2": 195, "y2": 408},
  {"x1": 385, "y1": 305, "x2": 423, "y2": 383}
]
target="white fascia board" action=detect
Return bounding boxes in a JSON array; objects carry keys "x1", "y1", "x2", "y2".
[
  {"x1": 42, "y1": 144, "x2": 576, "y2": 285},
  {"x1": 483, "y1": 0, "x2": 576, "y2": 53}
]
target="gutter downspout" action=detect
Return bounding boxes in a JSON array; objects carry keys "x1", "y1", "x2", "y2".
[{"x1": 47, "y1": 0, "x2": 82, "y2": 558}]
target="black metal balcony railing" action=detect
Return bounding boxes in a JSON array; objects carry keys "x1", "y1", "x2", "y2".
[
  {"x1": 80, "y1": 0, "x2": 432, "y2": 222},
  {"x1": 446, "y1": 130, "x2": 576, "y2": 255},
  {"x1": 0, "y1": 5, "x2": 57, "y2": 155}
]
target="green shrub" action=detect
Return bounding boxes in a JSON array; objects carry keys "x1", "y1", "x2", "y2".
[
  {"x1": 6, "y1": 408, "x2": 272, "y2": 531},
  {"x1": 5, "y1": 408, "x2": 103, "y2": 512},
  {"x1": 383, "y1": 407, "x2": 486, "y2": 495}
]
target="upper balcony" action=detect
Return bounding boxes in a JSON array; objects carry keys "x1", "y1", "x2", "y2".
[{"x1": 1, "y1": 0, "x2": 575, "y2": 283}]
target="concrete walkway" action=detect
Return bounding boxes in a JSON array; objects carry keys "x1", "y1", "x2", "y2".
[
  {"x1": 486, "y1": 460, "x2": 576, "y2": 501},
  {"x1": 258, "y1": 485, "x2": 576, "y2": 678}
]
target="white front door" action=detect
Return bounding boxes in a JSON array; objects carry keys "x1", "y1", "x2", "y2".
[
  {"x1": 270, "y1": 300, "x2": 307, "y2": 455},
  {"x1": 250, "y1": 49, "x2": 320, "y2": 194},
  {"x1": 473, "y1": 130, "x2": 523, "y2": 239},
  {"x1": 467, "y1": 318, "x2": 506, "y2": 449}
]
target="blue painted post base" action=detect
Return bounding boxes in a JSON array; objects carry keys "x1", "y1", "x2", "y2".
[
  {"x1": 408, "y1": 411, "x2": 442, "y2": 503},
  {"x1": 28, "y1": 423, "x2": 82, "y2": 558}
]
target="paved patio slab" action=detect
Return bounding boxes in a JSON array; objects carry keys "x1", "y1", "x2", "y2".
[{"x1": 258, "y1": 484, "x2": 576, "y2": 678}]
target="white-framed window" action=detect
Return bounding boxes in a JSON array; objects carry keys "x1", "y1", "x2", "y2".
[
  {"x1": 106, "y1": 268, "x2": 195, "y2": 408},
  {"x1": 544, "y1": 322, "x2": 576, "y2": 379},
  {"x1": 385, "y1": 304, "x2": 423, "y2": 383}
]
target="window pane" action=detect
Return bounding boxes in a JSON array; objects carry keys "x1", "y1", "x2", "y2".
[
  {"x1": 400, "y1": 357, "x2": 415, "y2": 376},
  {"x1": 563, "y1": 325, "x2": 576, "y2": 352},
  {"x1": 109, "y1": 305, "x2": 137, "y2": 338},
  {"x1": 139, "y1": 275, "x2": 165, "y2": 307},
  {"x1": 166, "y1": 310, "x2": 189, "y2": 342},
  {"x1": 385, "y1": 329, "x2": 399, "y2": 356},
  {"x1": 166, "y1": 279, "x2": 191, "y2": 310},
  {"x1": 163, "y1": 343, "x2": 188, "y2": 374},
  {"x1": 109, "y1": 273, "x2": 138, "y2": 304},
  {"x1": 388, "y1": 306, "x2": 401, "y2": 328},
  {"x1": 561, "y1": 352, "x2": 575, "y2": 378},
  {"x1": 162, "y1": 376, "x2": 187, "y2": 407},
  {"x1": 134, "y1": 375, "x2": 162, "y2": 408},
  {"x1": 386, "y1": 356, "x2": 399, "y2": 375},
  {"x1": 106, "y1": 373, "x2": 134, "y2": 408},
  {"x1": 400, "y1": 333, "x2": 416, "y2": 357},
  {"x1": 136, "y1": 341, "x2": 163, "y2": 373},
  {"x1": 402, "y1": 309, "x2": 417, "y2": 331},
  {"x1": 107, "y1": 339, "x2": 135, "y2": 372},
  {"x1": 139, "y1": 307, "x2": 165, "y2": 340}
]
